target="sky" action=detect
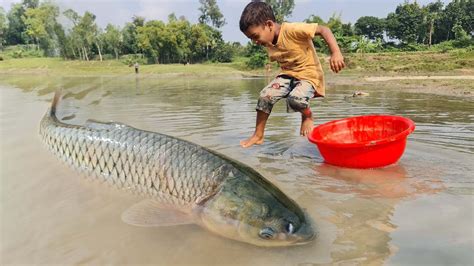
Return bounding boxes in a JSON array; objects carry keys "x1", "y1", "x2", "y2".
[{"x1": 1, "y1": 0, "x2": 452, "y2": 44}]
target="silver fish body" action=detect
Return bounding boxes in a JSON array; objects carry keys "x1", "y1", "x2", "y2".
[
  {"x1": 40, "y1": 115, "x2": 229, "y2": 207},
  {"x1": 40, "y1": 92, "x2": 315, "y2": 246}
]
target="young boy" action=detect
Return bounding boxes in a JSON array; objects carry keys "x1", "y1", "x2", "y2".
[{"x1": 239, "y1": 2, "x2": 345, "y2": 148}]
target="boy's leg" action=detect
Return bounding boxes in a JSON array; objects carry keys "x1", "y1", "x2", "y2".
[
  {"x1": 299, "y1": 108, "x2": 314, "y2": 136},
  {"x1": 286, "y1": 81, "x2": 317, "y2": 136},
  {"x1": 240, "y1": 110, "x2": 269, "y2": 148},
  {"x1": 240, "y1": 76, "x2": 292, "y2": 148}
]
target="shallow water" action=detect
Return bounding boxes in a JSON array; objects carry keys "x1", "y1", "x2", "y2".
[{"x1": 1, "y1": 74, "x2": 473, "y2": 265}]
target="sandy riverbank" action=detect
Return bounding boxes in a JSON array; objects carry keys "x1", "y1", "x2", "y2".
[
  {"x1": 364, "y1": 75, "x2": 474, "y2": 81},
  {"x1": 326, "y1": 74, "x2": 474, "y2": 99}
]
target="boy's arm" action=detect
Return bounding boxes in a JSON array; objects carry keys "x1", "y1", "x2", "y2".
[{"x1": 315, "y1": 25, "x2": 345, "y2": 73}]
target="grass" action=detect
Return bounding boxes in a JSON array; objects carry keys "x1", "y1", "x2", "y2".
[
  {"x1": 0, "y1": 48, "x2": 473, "y2": 77},
  {"x1": 0, "y1": 57, "x2": 247, "y2": 76},
  {"x1": 342, "y1": 48, "x2": 474, "y2": 75},
  {"x1": 1, "y1": 51, "x2": 472, "y2": 99}
]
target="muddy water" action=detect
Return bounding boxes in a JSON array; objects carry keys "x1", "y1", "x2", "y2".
[{"x1": 1, "y1": 75, "x2": 473, "y2": 265}]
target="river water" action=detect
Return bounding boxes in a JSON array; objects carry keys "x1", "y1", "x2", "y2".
[{"x1": 1, "y1": 74, "x2": 473, "y2": 265}]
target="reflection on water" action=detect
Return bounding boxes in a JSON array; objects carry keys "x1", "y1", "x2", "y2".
[{"x1": 1, "y1": 75, "x2": 473, "y2": 265}]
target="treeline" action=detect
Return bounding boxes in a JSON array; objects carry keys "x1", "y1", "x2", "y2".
[
  {"x1": 0, "y1": 0, "x2": 472, "y2": 68},
  {"x1": 307, "y1": 0, "x2": 473, "y2": 54},
  {"x1": 0, "y1": 0, "x2": 237, "y2": 64}
]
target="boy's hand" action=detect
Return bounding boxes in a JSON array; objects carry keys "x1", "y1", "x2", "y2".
[{"x1": 330, "y1": 52, "x2": 345, "y2": 73}]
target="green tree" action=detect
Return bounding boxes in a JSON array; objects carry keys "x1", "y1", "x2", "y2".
[
  {"x1": 63, "y1": 8, "x2": 79, "y2": 25},
  {"x1": 136, "y1": 20, "x2": 166, "y2": 63},
  {"x1": 306, "y1": 14, "x2": 356, "y2": 54},
  {"x1": 245, "y1": 43, "x2": 267, "y2": 69},
  {"x1": 354, "y1": 36, "x2": 383, "y2": 53},
  {"x1": 22, "y1": 2, "x2": 61, "y2": 55},
  {"x1": 135, "y1": 16, "x2": 226, "y2": 64},
  {"x1": 385, "y1": 1, "x2": 425, "y2": 44},
  {"x1": 264, "y1": 0, "x2": 295, "y2": 23},
  {"x1": 168, "y1": 13, "x2": 178, "y2": 23},
  {"x1": 452, "y1": 23, "x2": 470, "y2": 40},
  {"x1": 189, "y1": 23, "x2": 211, "y2": 63},
  {"x1": 452, "y1": 23, "x2": 472, "y2": 47},
  {"x1": 305, "y1": 15, "x2": 324, "y2": 25},
  {"x1": 166, "y1": 17, "x2": 192, "y2": 63},
  {"x1": 103, "y1": 24, "x2": 122, "y2": 59},
  {"x1": 304, "y1": 15, "x2": 327, "y2": 52},
  {"x1": 53, "y1": 22, "x2": 70, "y2": 59},
  {"x1": 354, "y1": 16, "x2": 385, "y2": 40},
  {"x1": 5, "y1": 3, "x2": 27, "y2": 45},
  {"x1": 0, "y1": 7, "x2": 7, "y2": 49},
  {"x1": 63, "y1": 9, "x2": 81, "y2": 59},
  {"x1": 326, "y1": 13, "x2": 344, "y2": 35},
  {"x1": 341, "y1": 22, "x2": 355, "y2": 37},
  {"x1": 212, "y1": 42, "x2": 234, "y2": 63},
  {"x1": 328, "y1": 14, "x2": 358, "y2": 53},
  {"x1": 434, "y1": 0, "x2": 473, "y2": 42},
  {"x1": 22, "y1": 0, "x2": 39, "y2": 9},
  {"x1": 423, "y1": 1, "x2": 443, "y2": 46},
  {"x1": 198, "y1": 0, "x2": 226, "y2": 28},
  {"x1": 5, "y1": 0, "x2": 40, "y2": 45},
  {"x1": 80, "y1": 12, "x2": 102, "y2": 61},
  {"x1": 65, "y1": 10, "x2": 101, "y2": 61},
  {"x1": 122, "y1": 16, "x2": 144, "y2": 55}
]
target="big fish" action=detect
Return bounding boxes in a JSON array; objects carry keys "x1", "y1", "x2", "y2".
[{"x1": 39, "y1": 92, "x2": 315, "y2": 247}]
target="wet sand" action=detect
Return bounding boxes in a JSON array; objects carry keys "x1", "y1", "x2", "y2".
[
  {"x1": 364, "y1": 75, "x2": 474, "y2": 81},
  {"x1": 327, "y1": 74, "x2": 474, "y2": 99}
]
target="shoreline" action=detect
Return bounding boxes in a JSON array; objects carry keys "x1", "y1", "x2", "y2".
[
  {"x1": 2, "y1": 71, "x2": 473, "y2": 99},
  {"x1": 364, "y1": 75, "x2": 474, "y2": 81},
  {"x1": 1, "y1": 62, "x2": 473, "y2": 98},
  {"x1": 327, "y1": 74, "x2": 474, "y2": 99}
]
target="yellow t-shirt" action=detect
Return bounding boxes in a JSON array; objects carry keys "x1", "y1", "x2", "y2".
[{"x1": 266, "y1": 22, "x2": 325, "y2": 96}]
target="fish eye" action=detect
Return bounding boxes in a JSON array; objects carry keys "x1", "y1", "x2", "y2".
[
  {"x1": 259, "y1": 227, "x2": 275, "y2": 240},
  {"x1": 285, "y1": 222, "x2": 295, "y2": 234}
]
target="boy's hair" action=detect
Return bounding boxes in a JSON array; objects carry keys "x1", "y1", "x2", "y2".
[{"x1": 239, "y1": 1, "x2": 276, "y2": 32}]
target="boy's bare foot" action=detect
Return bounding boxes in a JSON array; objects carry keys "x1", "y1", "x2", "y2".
[
  {"x1": 240, "y1": 134, "x2": 264, "y2": 148},
  {"x1": 300, "y1": 116, "x2": 314, "y2": 136}
]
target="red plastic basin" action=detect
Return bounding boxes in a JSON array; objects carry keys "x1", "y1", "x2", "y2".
[{"x1": 308, "y1": 115, "x2": 415, "y2": 168}]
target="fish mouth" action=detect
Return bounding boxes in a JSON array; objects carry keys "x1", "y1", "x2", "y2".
[
  {"x1": 294, "y1": 224, "x2": 316, "y2": 245},
  {"x1": 293, "y1": 212, "x2": 317, "y2": 245}
]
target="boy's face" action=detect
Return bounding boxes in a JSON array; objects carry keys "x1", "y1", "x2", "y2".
[{"x1": 244, "y1": 21, "x2": 275, "y2": 47}]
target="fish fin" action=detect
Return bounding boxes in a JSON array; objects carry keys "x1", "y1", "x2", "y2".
[
  {"x1": 85, "y1": 119, "x2": 125, "y2": 130},
  {"x1": 51, "y1": 90, "x2": 61, "y2": 116},
  {"x1": 121, "y1": 200, "x2": 194, "y2": 227}
]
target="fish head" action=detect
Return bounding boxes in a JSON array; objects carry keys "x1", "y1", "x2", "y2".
[{"x1": 198, "y1": 169, "x2": 316, "y2": 247}]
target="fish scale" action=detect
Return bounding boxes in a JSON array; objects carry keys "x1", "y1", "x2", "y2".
[
  {"x1": 38, "y1": 93, "x2": 316, "y2": 247},
  {"x1": 40, "y1": 106, "x2": 231, "y2": 208}
]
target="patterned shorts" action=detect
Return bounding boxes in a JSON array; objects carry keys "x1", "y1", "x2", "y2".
[{"x1": 256, "y1": 75, "x2": 317, "y2": 114}]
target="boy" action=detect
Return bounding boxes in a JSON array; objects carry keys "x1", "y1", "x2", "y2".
[{"x1": 239, "y1": 1, "x2": 345, "y2": 148}]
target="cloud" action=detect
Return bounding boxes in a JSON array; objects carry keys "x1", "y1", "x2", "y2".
[
  {"x1": 133, "y1": 0, "x2": 200, "y2": 23},
  {"x1": 135, "y1": 0, "x2": 172, "y2": 21}
]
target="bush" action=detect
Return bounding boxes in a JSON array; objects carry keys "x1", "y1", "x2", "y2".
[
  {"x1": 399, "y1": 43, "x2": 428, "y2": 52},
  {"x1": 212, "y1": 43, "x2": 234, "y2": 63},
  {"x1": 4, "y1": 45, "x2": 44, "y2": 58},
  {"x1": 11, "y1": 50, "x2": 23, "y2": 58},
  {"x1": 120, "y1": 54, "x2": 147, "y2": 66},
  {"x1": 432, "y1": 41, "x2": 455, "y2": 53},
  {"x1": 246, "y1": 52, "x2": 268, "y2": 69},
  {"x1": 98, "y1": 54, "x2": 116, "y2": 60},
  {"x1": 244, "y1": 43, "x2": 268, "y2": 69},
  {"x1": 453, "y1": 38, "x2": 473, "y2": 49}
]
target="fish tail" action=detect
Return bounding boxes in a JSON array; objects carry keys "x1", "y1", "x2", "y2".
[{"x1": 50, "y1": 90, "x2": 61, "y2": 117}]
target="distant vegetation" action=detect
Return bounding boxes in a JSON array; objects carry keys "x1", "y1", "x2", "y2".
[{"x1": 0, "y1": 0, "x2": 472, "y2": 69}]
